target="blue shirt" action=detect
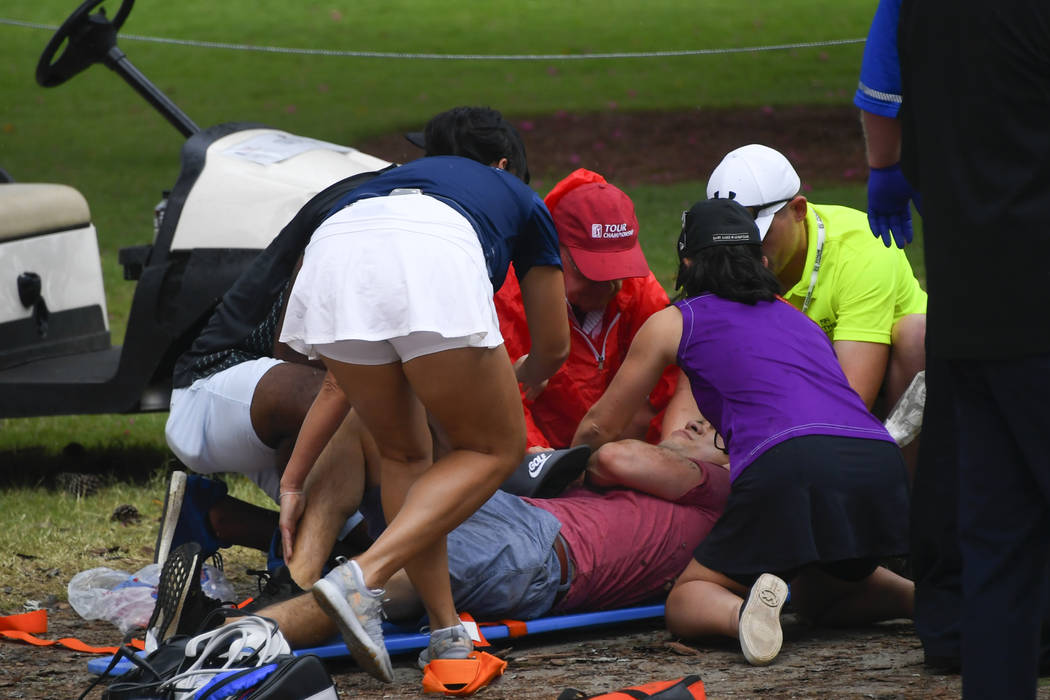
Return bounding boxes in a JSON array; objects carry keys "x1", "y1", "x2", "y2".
[
  {"x1": 326, "y1": 156, "x2": 561, "y2": 291},
  {"x1": 854, "y1": 0, "x2": 903, "y2": 118}
]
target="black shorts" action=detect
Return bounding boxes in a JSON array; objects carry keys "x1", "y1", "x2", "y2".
[{"x1": 693, "y1": 434, "x2": 910, "y2": 586}]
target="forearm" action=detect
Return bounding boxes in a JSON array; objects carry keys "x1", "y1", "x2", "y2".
[
  {"x1": 588, "y1": 440, "x2": 703, "y2": 500},
  {"x1": 517, "y1": 265, "x2": 571, "y2": 387},
  {"x1": 860, "y1": 111, "x2": 902, "y2": 169},
  {"x1": 279, "y1": 371, "x2": 351, "y2": 492}
]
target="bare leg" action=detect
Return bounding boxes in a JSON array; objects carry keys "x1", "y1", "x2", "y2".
[
  {"x1": 665, "y1": 559, "x2": 749, "y2": 639},
  {"x1": 252, "y1": 568, "x2": 423, "y2": 647},
  {"x1": 328, "y1": 345, "x2": 526, "y2": 631},
  {"x1": 250, "y1": 362, "x2": 325, "y2": 450},
  {"x1": 791, "y1": 565, "x2": 914, "y2": 627},
  {"x1": 287, "y1": 411, "x2": 375, "y2": 587},
  {"x1": 258, "y1": 594, "x2": 337, "y2": 649},
  {"x1": 201, "y1": 362, "x2": 325, "y2": 551},
  {"x1": 382, "y1": 569, "x2": 425, "y2": 623},
  {"x1": 208, "y1": 498, "x2": 277, "y2": 552}
]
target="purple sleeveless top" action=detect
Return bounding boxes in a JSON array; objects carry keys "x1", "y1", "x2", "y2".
[{"x1": 675, "y1": 294, "x2": 893, "y2": 482}]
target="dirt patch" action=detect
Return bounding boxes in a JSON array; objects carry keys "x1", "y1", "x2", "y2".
[{"x1": 355, "y1": 104, "x2": 870, "y2": 190}]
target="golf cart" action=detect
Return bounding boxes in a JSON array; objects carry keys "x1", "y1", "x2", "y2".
[{"x1": 0, "y1": 0, "x2": 391, "y2": 419}]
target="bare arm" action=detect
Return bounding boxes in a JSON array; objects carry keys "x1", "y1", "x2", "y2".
[
  {"x1": 587, "y1": 439, "x2": 705, "y2": 500},
  {"x1": 515, "y1": 264, "x2": 571, "y2": 400},
  {"x1": 860, "y1": 110, "x2": 902, "y2": 169},
  {"x1": 833, "y1": 339, "x2": 891, "y2": 409},
  {"x1": 278, "y1": 370, "x2": 350, "y2": 559},
  {"x1": 660, "y1": 370, "x2": 701, "y2": 442},
  {"x1": 572, "y1": 307, "x2": 682, "y2": 451}
]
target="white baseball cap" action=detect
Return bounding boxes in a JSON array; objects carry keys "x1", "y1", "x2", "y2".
[{"x1": 706, "y1": 144, "x2": 801, "y2": 240}]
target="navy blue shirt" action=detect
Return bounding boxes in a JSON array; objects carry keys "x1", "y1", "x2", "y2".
[{"x1": 326, "y1": 156, "x2": 561, "y2": 291}]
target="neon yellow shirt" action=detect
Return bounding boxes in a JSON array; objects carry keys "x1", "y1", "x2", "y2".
[{"x1": 783, "y1": 203, "x2": 927, "y2": 344}]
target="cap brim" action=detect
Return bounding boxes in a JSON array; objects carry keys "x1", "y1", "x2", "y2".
[
  {"x1": 404, "y1": 131, "x2": 426, "y2": 149},
  {"x1": 754, "y1": 212, "x2": 775, "y2": 241},
  {"x1": 753, "y1": 200, "x2": 789, "y2": 241},
  {"x1": 567, "y1": 242, "x2": 651, "y2": 282}
]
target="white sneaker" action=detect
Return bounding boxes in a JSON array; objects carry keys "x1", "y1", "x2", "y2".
[
  {"x1": 739, "y1": 573, "x2": 788, "y2": 666},
  {"x1": 312, "y1": 558, "x2": 393, "y2": 682},
  {"x1": 166, "y1": 615, "x2": 291, "y2": 699},
  {"x1": 417, "y1": 623, "x2": 474, "y2": 669}
]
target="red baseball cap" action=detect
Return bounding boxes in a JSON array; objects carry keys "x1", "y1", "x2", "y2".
[{"x1": 547, "y1": 174, "x2": 649, "y2": 282}]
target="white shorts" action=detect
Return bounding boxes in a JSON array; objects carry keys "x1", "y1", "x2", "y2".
[
  {"x1": 165, "y1": 357, "x2": 283, "y2": 501},
  {"x1": 278, "y1": 192, "x2": 504, "y2": 364}
]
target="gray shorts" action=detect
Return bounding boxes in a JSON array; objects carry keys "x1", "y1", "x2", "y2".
[{"x1": 363, "y1": 488, "x2": 563, "y2": 620}]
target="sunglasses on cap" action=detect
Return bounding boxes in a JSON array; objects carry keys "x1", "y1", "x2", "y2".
[{"x1": 742, "y1": 198, "x2": 792, "y2": 220}]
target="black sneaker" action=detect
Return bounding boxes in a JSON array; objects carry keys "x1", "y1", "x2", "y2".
[
  {"x1": 242, "y1": 565, "x2": 305, "y2": 611},
  {"x1": 145, "y1": 542, "x2": 222, "y2": 649}
]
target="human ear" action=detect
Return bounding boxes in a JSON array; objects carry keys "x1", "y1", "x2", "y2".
[{"x1": 789, "y1": 195, "x2": 808, "y2": 221}]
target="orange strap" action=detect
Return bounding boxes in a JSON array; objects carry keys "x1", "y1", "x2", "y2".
[
  {"x1": 477, "y1": 618, "x2": 528, "y2": 638},
  {"x1": 421, "y1": 651, "x2": 507, "y2": 696},
  {"x1": 455, "y1": 612, "x2": 490, "y2": 647},
  {"x1": 0, "y1": 610, "x2": 145, "y2": 655}
]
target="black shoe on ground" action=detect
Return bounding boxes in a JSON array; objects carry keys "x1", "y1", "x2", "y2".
[
  {"x1": 145, "y1": 541, "x2": 223, "y2": 648},
  {"x1": 243, "y1": 565, "x2": 305, "y2": 612}
]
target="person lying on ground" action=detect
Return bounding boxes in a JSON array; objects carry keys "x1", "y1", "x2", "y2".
[
  {"x1": 150, "y1": 413, "x2": 730, "y2": 669},
  {"x1": 494, "y1": 169, "x2": 678, "y2": 449},
  {"x1": 571, "y1": 197, "x2": 914, "y2": 667}
]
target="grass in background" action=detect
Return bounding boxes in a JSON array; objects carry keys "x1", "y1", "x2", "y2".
[{"x1": 0, "y1": 468, "x2": 274, "y2": 614}]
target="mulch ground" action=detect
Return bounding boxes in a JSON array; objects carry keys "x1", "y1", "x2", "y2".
[{"x1": 356, "y1": 104, "x2": 870, "y2": 189}]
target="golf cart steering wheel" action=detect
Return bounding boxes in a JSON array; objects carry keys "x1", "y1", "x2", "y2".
[{"x1": 36, "y1": 0, "x2": 134, "y2": 88}]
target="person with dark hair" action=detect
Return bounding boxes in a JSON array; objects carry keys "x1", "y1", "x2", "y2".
[
  {"x1": 706, "y1": 145, "x2": 926, "y2": 437},
  {"x1": 275, "y1": 106, "x2": 569, "y2": 683},
  {"x1": 572, "y1": 198, "x2": 913, "y2": 666},
  {"x1": 417, "y1": 106, "x2": 530, "y2": 183}
]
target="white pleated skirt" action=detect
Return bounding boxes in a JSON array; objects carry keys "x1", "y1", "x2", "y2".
[{"x1": 279, "y1": 192, "x2": 503, "y2": 361}]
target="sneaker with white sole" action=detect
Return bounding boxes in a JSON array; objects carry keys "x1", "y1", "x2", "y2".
[
  {"x1": 312, "y1": 557, "x2": 393, "y2": 682},
  {"x1": 417, "y1": 623, "x2": 474, "y2": 669},
  {"x1": 145, "y1": 541, "x2": 223, "y2": 652},
  {"x1": 154, "y1": 471, "x2": 229, "y2": 567},
  {"x1": 738, "y1": 572, "x2": 789, "y2": 666},
  {"x1": 166, "y1": 615, "x2": 293, "y2": 699}
]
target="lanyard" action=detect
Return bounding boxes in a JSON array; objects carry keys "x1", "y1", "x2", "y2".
[{"x1": 800, "y1": 210, "x2": 825, "y2": 314}]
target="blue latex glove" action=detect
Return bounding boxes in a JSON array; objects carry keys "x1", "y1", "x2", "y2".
[{"x1": 866, "y1": 163, "x2": 922, "y2": 248}]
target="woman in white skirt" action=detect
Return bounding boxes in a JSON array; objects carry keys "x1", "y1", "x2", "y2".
[{"x1": 275, "y1": 107, "x2": 570, "y2": 682}]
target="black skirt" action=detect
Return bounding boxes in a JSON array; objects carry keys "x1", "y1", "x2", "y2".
[{"x1": 693, "y1": 434, "x2": 910, "y2": 584}]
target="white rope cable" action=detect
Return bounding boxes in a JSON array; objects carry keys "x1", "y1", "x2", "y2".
[{"x1": 0, "y1": 17, "x2": 864, "y2": 60}]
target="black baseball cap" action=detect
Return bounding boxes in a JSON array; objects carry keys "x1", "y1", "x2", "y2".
[{"x1": 677, "y1": 198, "x2": 762, "y2": 259}]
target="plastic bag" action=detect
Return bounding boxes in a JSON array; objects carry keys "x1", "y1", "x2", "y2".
[{"x1": 67, "y1": 562, "x2": 234, "y2": 634}]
